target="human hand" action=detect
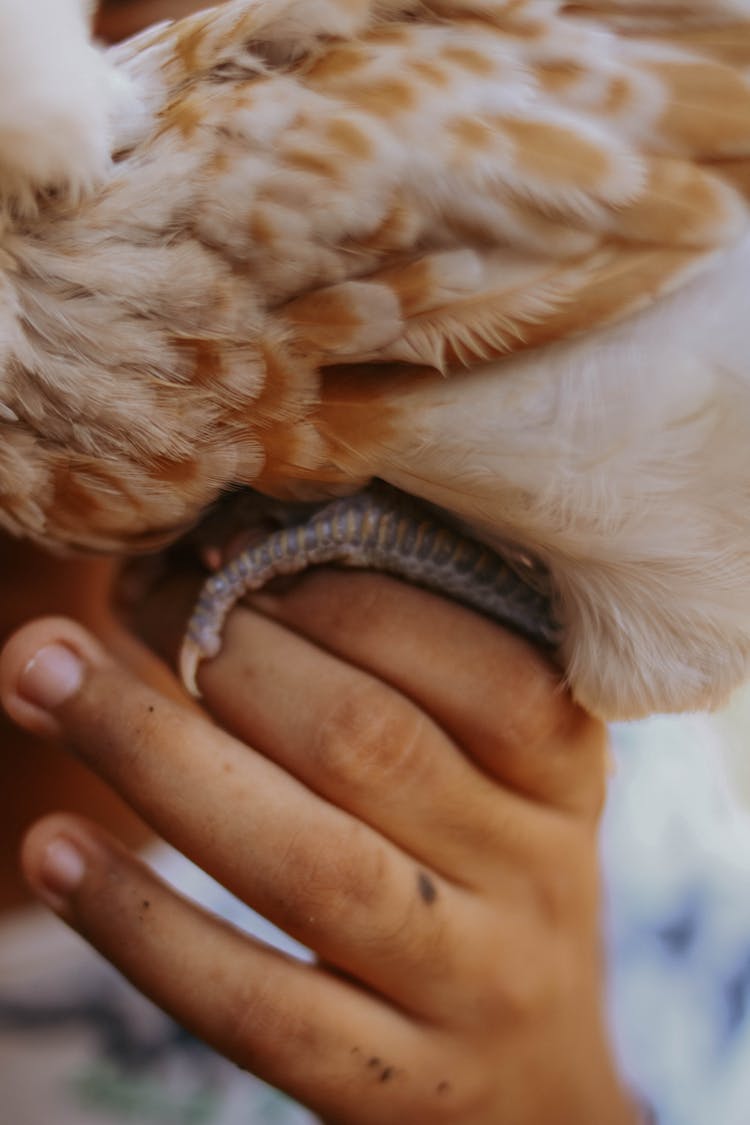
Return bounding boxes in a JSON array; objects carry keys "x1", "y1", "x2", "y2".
[{"x1": 0, "y1": 570, "x2": 640, "y2": 1124}]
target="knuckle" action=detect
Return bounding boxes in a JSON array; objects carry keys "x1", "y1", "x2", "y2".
[
  {"x1": 501, "y1": 961, "x2": 561, "y2": 1023},
  {"x1": 566, "y1": 709, "x2": 610, "y2": 815},
  {"x1": 272, "y1": 821, "x2": 392, "y2": 931},
  {"x1": 310, "y1": 681, "x2": 430, "y2": 795},
  {"x1": 487, "y1": 663, "x2": 609, "y2": 816},
  {"x1": 476, "y1": 936, "x2": 563, "y2": 1026},
  {"x1": 544, "y1": 706, "x2": 610, "y2": 818},
  {"x1": 224, "y1": 976, "x2": 319, "y2": 1063},
  {"x1": 459, "y1": 891, "x2": 578, "y2": 1027},
  {"x1": 468, "y1": 867, "x2": 598, "y2": 1028},
  {"x1": 499, "y1": 663, "x2": 573, "y2": 753},
  {"x1": 374, "y1": 889, "x2": 454, "y2": 980},
  {"x1": 529, "y1": 838, "x2": 597, "y2": 928}
]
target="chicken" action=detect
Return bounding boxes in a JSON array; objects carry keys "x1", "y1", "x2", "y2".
[{"x1": 1, "y1": 0, "x2": 749, "y2": 720}]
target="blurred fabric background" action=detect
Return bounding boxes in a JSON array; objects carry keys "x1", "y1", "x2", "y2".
[{"x1": 604, "y1": 694, "x2": 750, "y2": 1125}]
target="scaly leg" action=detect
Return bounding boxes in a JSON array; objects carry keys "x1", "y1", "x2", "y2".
[{"x1": 179, "y1": 486, "x2": 560, "y2": 695}]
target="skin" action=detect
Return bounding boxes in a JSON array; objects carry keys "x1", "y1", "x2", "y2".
[
  {"x1": 0, "y1": 542, "x2": 162, "y2": 911},
  {"x1": 0, "y1": 562, "x2": 642, "y2": 1124}
]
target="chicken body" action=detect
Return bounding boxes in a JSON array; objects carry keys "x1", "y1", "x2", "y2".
[{"x1": 1, "y1": 0, "x2": 750, "y2": 719}]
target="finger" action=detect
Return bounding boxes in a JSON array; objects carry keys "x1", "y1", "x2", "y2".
[
  {"x1": 128, "y1": 572, "x2": 550, "y2": 884},
  {"x1": 133, "y1": 566, "x2": 606, "y2": 819},
  {"x1": 22, "y1": 813, "x2": 455, "y2": 1125},
  {"x1": 0, "y1": 618, "x2": 476, "y2": 1017},
  {"x1": 247, "y1": 571, "x2": 607, "y2": 818}
]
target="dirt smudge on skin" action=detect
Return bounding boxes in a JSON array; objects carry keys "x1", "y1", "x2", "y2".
[
  {"x1": 418, "y1": 870, "x2": 437, "y2": 904},
  {"x1": 365, "y1": 1056, "x2": 398, "y2": 1083}
]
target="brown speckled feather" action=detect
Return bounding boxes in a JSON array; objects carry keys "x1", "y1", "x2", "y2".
[
  {"x1": 3, "y1": 0, "x2": 750, "y2": 717},
  {"x1": 1, "y1": 0, "x2": 747, "y2": 547}
]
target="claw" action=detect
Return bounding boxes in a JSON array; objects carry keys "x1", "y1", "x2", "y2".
[
  {"x1": 177, "y1": 484, "x2": 559, "y2": 696},
  {"x1": 178, "y1": 637, "x2": 203, "y2": 699}
]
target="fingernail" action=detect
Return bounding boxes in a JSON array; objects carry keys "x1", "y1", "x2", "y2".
[
  {"x1": 19, "y1": 644, "x2": 85, "y2": 711},
  {"x1": 38, "y1": 837, "x2": 86, "y2": 906}
]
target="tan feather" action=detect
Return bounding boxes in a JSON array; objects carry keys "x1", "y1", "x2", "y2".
[{"x1": 2, "y1": 0, "x2": 750, "y2": 717}]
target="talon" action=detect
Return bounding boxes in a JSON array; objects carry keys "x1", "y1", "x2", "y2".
[
  {"x1": 177, "y1": 486, "x2": 559, "y2": 696},
  {"x1": 179, "y1": 638, "x2": 203, "y2": 699}
]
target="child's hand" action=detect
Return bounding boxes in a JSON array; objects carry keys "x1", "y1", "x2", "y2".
[{"x1": 0, "y1": 571, "x2": 641, "y2": 1123}]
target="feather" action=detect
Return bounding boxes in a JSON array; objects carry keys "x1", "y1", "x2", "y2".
[{"x1": 2, "y1": 0, "x2": 750, "y2": 717}]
